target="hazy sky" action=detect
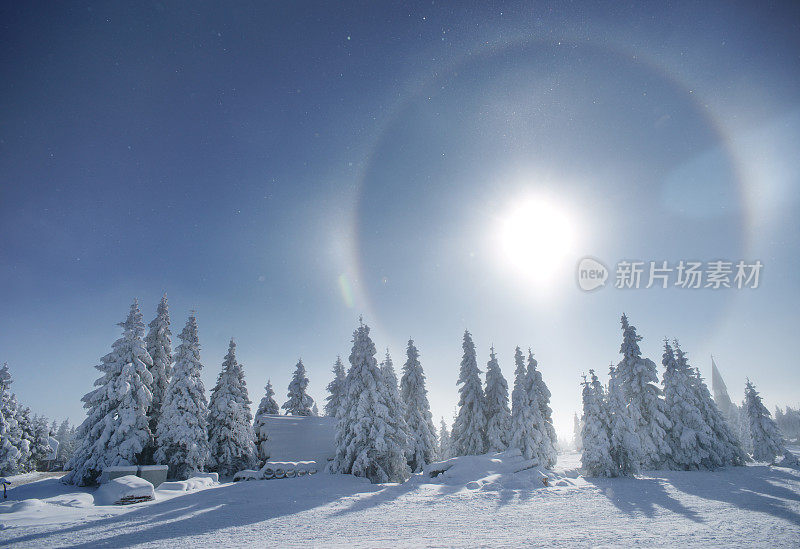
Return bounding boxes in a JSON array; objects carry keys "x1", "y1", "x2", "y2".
[{"x1": 2, "y1": 1, "x2": 799, "y2": 438}]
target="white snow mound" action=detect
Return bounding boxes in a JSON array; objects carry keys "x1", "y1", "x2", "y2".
[
  {"x1": 421, "y1": 449, "x2": 582, "y2": 491},
  {"x1": 157, "y1": 477, "x2": 216, "y2": 492},
  {"x1": 94, "y1": 475, "x2": 155, "y2": 506}
]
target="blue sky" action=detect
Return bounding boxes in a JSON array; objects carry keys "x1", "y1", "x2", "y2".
[{"x1": 1, "y1": 1, "x2": 799, "y2": 437}]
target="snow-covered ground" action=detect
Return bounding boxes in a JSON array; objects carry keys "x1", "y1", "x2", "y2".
[{"x1": 2, "y1": 451, "x2": 800, "y2": 548}]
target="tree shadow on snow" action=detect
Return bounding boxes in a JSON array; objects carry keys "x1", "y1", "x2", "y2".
[
  {"x1": 665, "y1": 465, "x2": 800, "y2": 525},
  {"x1": 586, "y1": 476, "x2": 704, "y2": 523},
  {"x1": 0, "y1": 475, "x2": 392, "y2": 548}
]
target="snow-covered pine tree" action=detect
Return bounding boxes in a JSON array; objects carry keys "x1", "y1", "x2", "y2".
[
  {"x1": 312, "y1": 402, "x2": 319, "y2": 416},
  {"x1": 438, "y1": 417, "x2": 451, "y2": 460},
  {"x1": 581, "y1": 370, "x2": 615, "y2": 477},
  {"x1": 527, "y1": 349, "x2": 557, "y2": 468},
  {"x1": 145, "y1": 294, "x2": 173, "y2": 435},
  {"x1": 0, "y1": 364, "x2": 22, "y2": 475},
  {"x1": 154, "y1": 314, "x2": 210, "y2": 480},
  {"x1": 451, "y1": 330, "x2": 487, "y2": 456},
  {"x1": 55, "y1": 419, "x2": 76, "y2": 464},
  {"x1": 607, "y1": 364, "x2": 641, "y2": 476},
  {"x1": 16, "y1": 406, "x2": 35, "y2": 471},
  {"x1": 616, "y1": 314, "x2": 671, "y2": 469},
  {"x1": 381, "y1": 349, "x2": 410, "y2": 458},
  {"x1": 253, "y1": 379, "x2": 279, "y2": 463},
  {"x1": 64, "y1": 300, "x2": 154, "y2": 485},
  {"x1": 332, "y1": 318, "x2": 409, "y2": 483},
  {"x1": 675, "y1": 342, "x2": 746, "y2": 468},
  {"x1": 207, "y1": 339, "x2": 257, "y2": 477},
  {"x1": 282, "y1": 359, "x2": 314, "y2": 416},
  {"x1": 509, "y1": 347, "x2": 546, "y2": 462},
  {"x1": 661, "y1": 340, "x2": 711, "y2": 470},
  {"x1": 324, "y1": 356, "x2": 347, "y2": 417},
  {"x1": 573, "y1": 413, "x2": 583, "y2": 452},
  {"x1": 400, "y1": 339, "x2": 437, "y2": 472},
  {"x1": 29, "y1": 413, "x2": 52, "y2": 468},
  {"x1": 484, "y1": 346, "x2": 511, "y2": 452},
  {"x1": 745, "y1": 379, "x2": 788, "y2": 463}
]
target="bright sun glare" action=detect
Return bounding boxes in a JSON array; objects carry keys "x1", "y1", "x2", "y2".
[{"x1": 499, "y1": 196, "x2": 578, "y2": 285}]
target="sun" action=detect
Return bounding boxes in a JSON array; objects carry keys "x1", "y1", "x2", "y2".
[{"x1": 498, "y1": 195, "x2": 578, "y2": 285}]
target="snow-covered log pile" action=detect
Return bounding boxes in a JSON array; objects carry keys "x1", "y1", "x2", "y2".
[
  {"x1": 234, "y1": 461, "x2": 318, "y2": 481},
  {"x1": 94, "y1": 475, "x2": 155, "y2": 505}
]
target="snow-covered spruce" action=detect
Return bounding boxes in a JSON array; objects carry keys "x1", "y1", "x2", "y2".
[
  {"x1": 0, "y1": 363, "x2": 22, "y2": 475},
  {"x1": 145, "y1": 294, "x2": 173, "y2": 436},
  {"x1": 207, "y1": 339, "x2": 257, "y2": 477},
  {"x1": 55, "y1": 418, "x2": 76, "y2": 464},
  {"x1": 154, "y1": 314, "x2": 211, "y2": 480},
  {"x1": 745, "y1": 379, "x2": 790, "y2": 464},
  {"x1": 380, "y1": 349, "x2": 410, "y2": 460},
  {"x1": 282, "y1": 359, "x2": 315, "y2": 416},
  {"x1": 677, "y1": 342, "x2": 746, "y2": 468},
  {"x1": 573, "y1": 413, "x2": 583, "y2": 452},
  {"x1": 607, "y1": 364, "x2": 641, "y2": 476},
  {"x1": 28, "y1": 412, "x2": 52, "y2": 467},
  {"x1": 508, "y1": 347, "x2": 546, "y2": 463},
  {"x1": 253, "y1": 379, "x2": 279, "y2": 463},
  {"x1": 527, "y1": 349, "x2": 557, "y2": 468},
  {"x1": 615, "y1": 314, "x2": 671, "y2": 469},
  {"x1": 400, "y1": 339, "x2": 437, "y2": 472},
  {"x1": 332, "y1": 319, "x2": 409, "y2": 483},
  {"x1": 450, "y1": 330, "x2": 487, "y2": 456},
  {"x1": 324, "y1": 356, "x2": 347, "y2": 417},
  {"x1": 438, "y1": 417, "x2": 451, "y2": 460},
  {"x1": 661, "y1": 340, "x2": 712, "y2": 470},
  {"x1": 581, "y1": 370, "x2": 614, "y2": 477},
  {"x1": 65, "y1": 300, "x2": 154, "y2": 485},
  {"x1": 484, "y1": 346, "x2": 510, "y2": 452}
]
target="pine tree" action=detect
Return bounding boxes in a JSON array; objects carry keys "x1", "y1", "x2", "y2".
[
  {"x1": 29, "y1": 413, "x2": 52, "y2": 468},
  {"x1": 145, "y1": 294, "x2": 173, "y2": 435},
  {"x1": 438, "y1": 418, "x2": 451, "y2": 460},
  {"x1": 16, "y1": 406, "x2": 35, "y2": 471},
  {"x1": 581, "y1": 370, "x2": 614, "y2": 477},
  {"x1": 484, "y1": 346, "x2": 511, "y2": 452},
  {"x1": 154, "y1": 314, "x2": 210, "y2": 480},
  {"x1": 253, "y1": 379, "x2": 279, "y2": 463},
  {"x1": 282, "y1": 359, "x2": 314, "y2": 416},
  {"x1": 325, "y1": 356, "x2": 347, "y2": 417},
  {"x1": 400, "y1": 339, "x2": 437, "y2": 472},
  {"x1": 615, "y1": 314, "x2": 671, "y2": 469},
  {"x1": 676, "y1": 342, "x2": 745, "y2": 468},
  {"x1": 207, "y1": 339, "x2": 257, "y2": 476},
  {"x1": 573, "y1": 413, "x2": 583, "y2": 452},
  {"x1": 381, "y1": 350, "x2": 410, "y2": 461},
  {"x1": 64, "y1": 300, "x2": 154, "y2": 485},
  {"x1": 509, "y1": 347, "x2": 546, "y2": 462},
  {"x1": 527, "y1": 349, "x2": 557, "y2": 468},
  {"x1": 745, "y1": 379, "x2": 787, "y2": 463},
  {"x1": 312, "y1": 402, "x2": 319, "y2": 416},
  {"x1": 662, "y1": 340, "x2": 711, "y2": 470},
  {"x1": 55, "y1": 419, "x2": 75, "y2": 464},
  {"x1": 451, "y1": 330, "x2": 487, "y2": 456},
  {"x1": 332, "y1": 318, "x2": 409, "y2": 483},
  {"x1": 0, "y1": 364, "x2": 22, "y2": 475},
  {"x1": 607, "y1": 364, "x2": 641, "y2": 476}
]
